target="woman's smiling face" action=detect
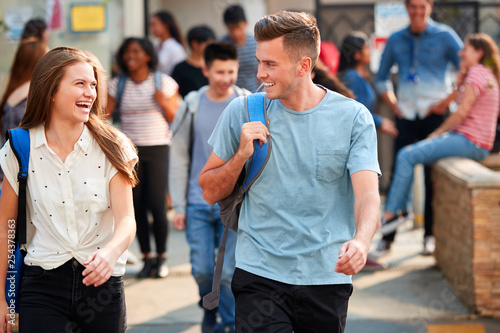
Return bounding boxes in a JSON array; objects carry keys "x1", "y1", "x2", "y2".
[
  {"x1": 123, "y1": 41, "x2": 151, "y2": 73},
  {"x1": 50, "y1": 61, "x2": 97, "y2": 125}
]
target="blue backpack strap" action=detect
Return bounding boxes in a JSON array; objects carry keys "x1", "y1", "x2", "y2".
[
  {"x1": 6, "y1": 128, "x2": 30, "y2": 244},
  {"x1": 113, "y1": 74, "x2": 127, "y2": 124},
  {"x1": 154, "y1": 71, "x2": 163, "y2": 90},
  {"x1": 243, "y1": 92, "x2": 270, "y2": 191}
]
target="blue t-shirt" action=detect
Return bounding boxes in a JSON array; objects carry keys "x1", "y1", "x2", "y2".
[
  {"x1": 187, "y1": 92, "x2": 236, "y2": 206},
  {"x1": 208, "y1": 89, "x2": 381, "y2": 285},
  {"x1": 341, "y1": 69, "x2": 381, "y2": 128}
]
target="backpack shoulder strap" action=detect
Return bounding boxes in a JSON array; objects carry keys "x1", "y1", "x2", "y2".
[
  {"x1": 154, "y1": 71, "x2": 163, "y2": 90},
  {"x1": 113, "y1": 74, "x2": 127, "y2": 124},
  {"x1": 6, "y1": 128, "x2": 30, "y2": 244},
  {"x1": 243, "y1": 92, "x2": 270, "y2": 191},
  {"x1": 203, "y1": 93, "x2": 270, "y2": 311}
]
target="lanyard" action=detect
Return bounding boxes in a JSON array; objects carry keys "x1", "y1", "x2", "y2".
[{"x1": 407, "y1": 34, "x2": 419, "y2": 83}]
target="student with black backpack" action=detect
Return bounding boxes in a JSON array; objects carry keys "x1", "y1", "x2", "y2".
[{"x1": 106, "y1": 38, "x2": 180, "y2": 279}]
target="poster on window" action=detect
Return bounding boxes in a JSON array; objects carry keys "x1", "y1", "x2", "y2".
[
  {"x1": 371, "y1": 2, "x2": 409, "y2": 72},
  {"x1": 46, "y1": 0, "x2": 64, "y2": 31},
  {"x1": 4, "y1": 7, "x2": 32, "y2": 43}
]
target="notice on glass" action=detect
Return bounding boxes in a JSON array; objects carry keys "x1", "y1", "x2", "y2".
[
  {"x1": 5, "y1": 7, "x2": 33, "y2": 43},
  {"x1": 70, "y1": 3, "x2": 106, "y2": 33}
]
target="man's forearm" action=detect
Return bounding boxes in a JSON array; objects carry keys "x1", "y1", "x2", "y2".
[
  {"x1": 353, "y1": 190, "x2": 381, "y2": 250},
  {"x1": 199, "y1": 151, "x2": 247, "y2": 205}
]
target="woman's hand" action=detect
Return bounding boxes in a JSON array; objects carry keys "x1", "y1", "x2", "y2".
[
  {"x1": 0, "y1": 300, "x2": 13, "y2": 333},
  {"x1": 82, "y1": 248, "x2": 118, "y2": 287},
  {"x1": 427, "y1": 99, "x2": 449, "y2": 116},
  {"x1": 457, "y1": 67, "x2": 467, "y2": 88},
  {"x1": 154, "y1": 89, "x2": 179, "y2": 123},
  {"x1": 173, "y1": 213, "x2": 186, "y2": 231},
  {"x1": 380, "y1": 118, "x2": 398, "y2": 137},
  {"x1": 427, "y1": 131, "x2": 440, "y2": 140}
]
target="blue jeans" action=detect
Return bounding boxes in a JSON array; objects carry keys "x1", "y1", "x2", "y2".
[
  {"x1": 385, "y1": 132, "x2": 489, "y2": 213},
  {"x1": 186, "y1": 204, "x2": 237, "y2": 329},
  {"x1": 19, "y1": 258, "x2": 126, "y2": 333}
]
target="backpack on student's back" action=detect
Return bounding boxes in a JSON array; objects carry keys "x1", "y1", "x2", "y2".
[
  {"x1": 3, "y1": 128, "x2": 30, "y2": 313},
  {"x1": 112, "y1": 71, "x2": 163, "y2": 125},
  {"x1": 203, "y1": 92, "x2": 271, "y2": 310}
]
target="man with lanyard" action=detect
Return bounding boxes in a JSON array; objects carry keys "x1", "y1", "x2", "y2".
[{"x1": 374, "y1": 0, "x2": 462, "y2": 256}]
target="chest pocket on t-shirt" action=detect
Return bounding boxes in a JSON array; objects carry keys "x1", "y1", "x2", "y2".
[
  {"x1": 316, "y1": 149, "x2": 348, "y2": 183},
  {"x1": 85, "y1": 178, "x2": 109, "y2": 213}
]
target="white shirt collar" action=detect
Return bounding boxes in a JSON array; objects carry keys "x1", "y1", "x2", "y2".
[{"x1": 34, "y1": 124, "x2": 91, "y2": 153}]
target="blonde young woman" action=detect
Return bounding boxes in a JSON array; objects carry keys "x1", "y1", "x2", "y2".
[{"x1": 0, "y1": 47, "x2": 138, "y2": 333}]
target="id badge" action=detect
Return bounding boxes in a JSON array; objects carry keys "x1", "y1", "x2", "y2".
[{"x1": 407, "y1": 72, "x2": 419, "y2": 83}]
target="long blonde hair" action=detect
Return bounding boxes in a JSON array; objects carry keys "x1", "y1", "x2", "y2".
[
  {"x1": 19, "y1": 46, "x2": 138, "y2": 186},
  {"x1": 466, "y1": 33, "x2": 500, "y2": 83}
]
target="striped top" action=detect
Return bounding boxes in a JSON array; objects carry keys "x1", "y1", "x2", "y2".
[
  {"x1": 454, "y1": 64, "x2": 500, "y2": 151},
  {"x1": 221, "y1": 34, "x2": 258, "y2": 92},
  {"x1": 108, "y1": 73, "x2": 178, "y2": 146}
]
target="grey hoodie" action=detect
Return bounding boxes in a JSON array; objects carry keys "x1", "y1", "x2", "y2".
[{"x1": 169, "y1": 85, "x2": 250, "y2": 213}]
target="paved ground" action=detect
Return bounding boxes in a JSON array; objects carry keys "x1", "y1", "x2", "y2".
[{"x1": 124, "y1": 217, "x2": 500, "y2": 332}]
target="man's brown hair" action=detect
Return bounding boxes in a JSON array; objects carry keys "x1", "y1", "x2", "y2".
[
  {"x1": 405, "y1": 0, "x2": 434, "y2": 4},
  {"x1": 254, "y1": 11, "x2": 320, "y2": 68}
]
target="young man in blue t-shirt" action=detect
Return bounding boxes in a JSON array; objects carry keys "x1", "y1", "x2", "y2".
[
  {"x1": 200, "y1": 11, "x2": 381, "y2": 333},
  {"x1": 169, "y1": 42, "x2": 249, "y2": 333}
]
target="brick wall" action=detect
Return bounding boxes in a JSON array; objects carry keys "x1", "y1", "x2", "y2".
[{"x1": 433, "y1": 156, "x2": 500, "y2": 317}]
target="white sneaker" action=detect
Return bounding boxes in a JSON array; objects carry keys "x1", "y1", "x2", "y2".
[
  {"x1": 423, "y1": 236, "x2": 435, "y2": 256},
  {"x1": 378, "y1": 215, "x2": 405, "y2": 235},
  {"x1": 370, "y1": 239, "x2": 392, "y2": 258}
]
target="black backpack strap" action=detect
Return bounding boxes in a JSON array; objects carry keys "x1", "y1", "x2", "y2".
[
  {"x1": 202, "y1": 224, "x2": 229, "y2": 310},
  {"x1": 203, "y1": 93, "x2": 270, "y2": 310},
  {"x1": 6, "y1": 128, "x2": 30, "y2": 245}
]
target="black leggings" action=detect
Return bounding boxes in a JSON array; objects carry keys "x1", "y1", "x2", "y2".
[{"x1": 133, "y1": 145, "x2": 169, "y2": 255}]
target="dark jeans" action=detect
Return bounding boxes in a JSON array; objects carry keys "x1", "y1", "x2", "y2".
[
  {"x1": 134, "y1": 145, "x2": 169, "y2": 254},
  {"x1": 231, "y1": 268, "x2": 352, "y2": 333},
  {"x1": 384, "y1": 114, "x2": 445, "y2": 242},
  {"x1": 19, "y1": 258, "x2": 126, "y2": 333}
]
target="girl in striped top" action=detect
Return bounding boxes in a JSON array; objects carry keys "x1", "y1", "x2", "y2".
[
  {"x1": 107, "y1": 37, "x2": 179, "y2": 279},
  {"x1": 380, "y1": 33, "x2": 500, "y2": 240}
]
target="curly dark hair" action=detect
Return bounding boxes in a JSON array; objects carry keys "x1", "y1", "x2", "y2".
[{"x1": 116, "y1": 37, "x2": 158, "y2": 73}]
